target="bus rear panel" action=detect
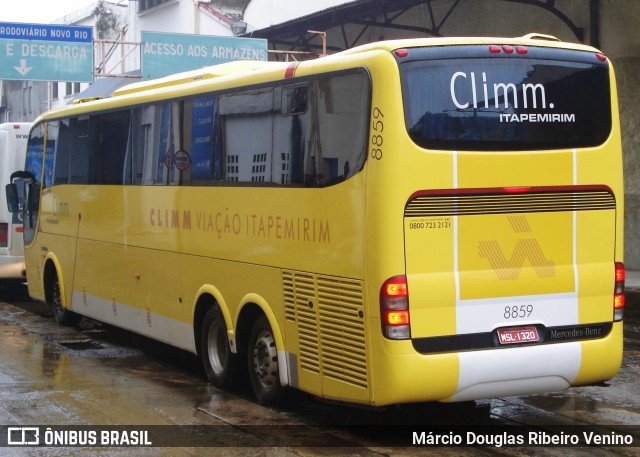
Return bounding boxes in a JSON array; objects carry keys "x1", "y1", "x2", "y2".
[{"x1": 371, "y1": 40, "x2": 623, "y2": 404}]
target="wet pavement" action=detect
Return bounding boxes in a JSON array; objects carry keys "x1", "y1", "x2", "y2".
[{"x1": 0, "y1": 282, "x2": 639, "y2": 456}]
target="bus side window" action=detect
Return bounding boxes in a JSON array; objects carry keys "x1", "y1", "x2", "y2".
[
  {"x1": 154, "y1": 102, "x2": 180, "y2": 185},
  {"x1": 49, "y1": 121, "x2": 67, "y2": 186},
  {"x1": 126, "y1": 70, "x2": 369, "y2": 189},
  {"x1": 139, "y1": 104, "x2": 157, "y2": 185},
  {"x1": 137, "y1": 102, "x2": 180, "y2": 186},
  {"x1": 278, "y1": 84, "x2": 308, "y2": 186},
  {"x1": 281, "y1": 72, "x2": 370, "y2": 188},
  {"x1": 124, "y1": 108, "x2": 145, "y2": 185},
  {"x1": 311, "y1": 73, "x2": 369, "y2": 186},
  {"x1": 66, "y1": 117, "x2": 91, "y2": 185},
  {"x1": 219, "y1": 88, "x2": 274, "y2": 184},
  {"x1": 23, "y1": 124, "x2": 45, "y2": 245},
  {"x1": 26, "y1": 124, "x2": 45, "y2": 186},
  {"x1": 93, "y1": 111, "x2": 130, "y2": 184}
]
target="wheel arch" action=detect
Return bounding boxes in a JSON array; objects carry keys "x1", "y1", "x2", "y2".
[
  {"x1": 237, "y1": 293, "x2": 289, "y2": 387},
  {"x1": 192, "y1": 287, "x2": 289, "y2": 388},
  {"x1": 43, "y1": 254, "x2": 66, "y2": 308},
  {"x1": 192, "y1": 284, "x2": 233, "y2": 357}
]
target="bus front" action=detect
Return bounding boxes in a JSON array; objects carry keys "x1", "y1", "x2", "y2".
[{"x1": 370, "y1": 37, "x2": 623, "y2": 405}]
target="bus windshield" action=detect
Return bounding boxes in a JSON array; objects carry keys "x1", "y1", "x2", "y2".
[{"x1": 400, "y1": 46, "x2": 612, "y2": 151}]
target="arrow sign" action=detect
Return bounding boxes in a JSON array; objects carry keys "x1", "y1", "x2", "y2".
[
  {"x1": 0, "y1": 22, "x2": 93, "y2": 82},
  {"x1": 13, "y1": 59, "x2": 32, "y2": 76}
]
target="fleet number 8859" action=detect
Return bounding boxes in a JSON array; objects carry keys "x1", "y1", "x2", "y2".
[
  {"x1": 371, "y1": 107, "x2": 384, "y2": 160},
  {"x1": 504, "y1": 305, "x2": 534, "y2": 319}
]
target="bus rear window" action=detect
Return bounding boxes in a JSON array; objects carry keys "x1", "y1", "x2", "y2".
[{"x1": 400, "y1": 46, "x2": 612, "y2": 151}]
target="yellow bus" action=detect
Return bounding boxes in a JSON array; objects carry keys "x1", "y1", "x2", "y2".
[{"x1": 6, "y1": 34, "x2": 624, "y2": 406}]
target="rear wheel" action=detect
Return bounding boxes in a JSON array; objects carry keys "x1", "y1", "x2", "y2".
[
  {"x1": 201, "y1": 306, "x2": 235, "y2": 388},
  {"x1": 49, "y1": 274, "x2": 81, "y2": 326},
  {"x1": 247, "y1": 315, "x2": 283, "y2": 405}
]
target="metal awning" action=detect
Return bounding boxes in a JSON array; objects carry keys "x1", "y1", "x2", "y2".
[
  {"x1": 244, "y1": 0, "x2": 599, "y2": 58},
  {"x1": 66, "y1": 71, "x2": 141, "y2": 104}
]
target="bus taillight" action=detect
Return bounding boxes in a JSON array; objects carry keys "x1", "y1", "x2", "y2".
[
  {"x1": 614, "y1": 262, "x2": 625, "y2": 321},
  {"x1": 380, "y1": 275, "x2": 410, "y2": 340},
  {"x1": 0, "y1": 223, "x2": 7, "y2": 247},
  {"x1": 488, "y1": 45, "x2": 528, "y2": 55}
]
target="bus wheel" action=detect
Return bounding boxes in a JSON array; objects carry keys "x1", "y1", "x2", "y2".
[
  {"x1": 248, "y1": 315, "x2": 283, "y2": 404},
  {"x1": 49, "y1": 274, "x2": 80, "y2": 326},
  {"x1": 201, "y1": 306, "x2": 235, "y2": 388}
]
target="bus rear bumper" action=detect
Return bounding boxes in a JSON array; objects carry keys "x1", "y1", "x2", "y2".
[
  {"x1": 447, "y1": 323, "x2": 623, "y2": 402},
  {"x1": 370, "y1": 323, "x2": 623, "y2": 406},
  {"x1": 448, "y1": 343, "x2": 581, "y2": 402}
]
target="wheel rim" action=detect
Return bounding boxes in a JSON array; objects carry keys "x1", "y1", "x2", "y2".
[
  {"x1": 252, "y1": 329, "x2": 278, "y2": 388},
  {"x1": 207, "y1": 321, "x2": 228, "y2": 375}
]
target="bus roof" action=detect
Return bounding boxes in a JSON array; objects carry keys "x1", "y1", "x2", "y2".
[
  {"x1": 332, "y1": 33, "x2": 601, "y2": 56},
  {"x1": 113, "y1": 60, "x2": 283, "y2": 97}
]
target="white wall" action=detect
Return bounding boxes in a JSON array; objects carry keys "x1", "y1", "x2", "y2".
[{"x1": 244, "y1": 0, "x2": 350, "y2": 31}]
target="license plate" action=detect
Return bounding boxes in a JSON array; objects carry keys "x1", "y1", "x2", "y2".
[{"x1": 497, "y1": 326, "x2": 539, "y2": 345}]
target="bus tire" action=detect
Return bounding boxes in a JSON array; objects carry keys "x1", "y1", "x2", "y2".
[
  {"x1": 201, "y1": 305, "x2": 235, "y2": 388},
  {"x1": 49, "y1": 273, "x2": 81, "y2": 326},
  {"x1": 247, "y1": 315, "x2": 283, "y2": 405}
]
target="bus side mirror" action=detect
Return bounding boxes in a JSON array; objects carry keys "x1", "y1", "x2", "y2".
[{"x1": 5, "y1": 183, "x2": 18, "y2": 213}]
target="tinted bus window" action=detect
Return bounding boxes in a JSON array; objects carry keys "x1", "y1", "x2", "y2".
[
  {"x1": 23, "y1": 124, "x2": 46, "y2": 245},
  {"x1": 400, "y1": 46, "x2": 612, "y2": 151}
]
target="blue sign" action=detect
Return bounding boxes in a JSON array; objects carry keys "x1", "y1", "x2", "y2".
[
  {"x1": 0, "y1": 22, "x2": 93, "y2": 82},
  {"x1": 142, "y1": 31, "x2": 267, "y2": 80},
  {"x1": 191, "y1": 96, "x2": 215, "y2": 181}
]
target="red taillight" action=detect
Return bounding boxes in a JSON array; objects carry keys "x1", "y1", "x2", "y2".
[
  {"x1": 503, "y1": 186, "x2": 531, "y2": 193},
  {"x1": 386, "y1": 310, "x2": 410, "y2": 326},
  {"x1": 380, "y1": 275, "x2": 410, "y2": 340},
  {"x1": 615, "y1": 263, "x2": 625, "y2": 283},
  {"x1": 614, "y1": 262, "x2": 624, "y2": 321},
  {"x1": 489, "y1": 45, "x2": 527, "y2": 55},
  {"x1": 395, "y1": 49, "x2": 409, "y2": 58},
  {"x1": 596, "y1": 53, "x2": 607, "y2": 62},
  {"x1": 0, "y1": 223, "x2": 7, "y2": 247},
  {"x1": 385, "y1": 279, "x2": 407, "y2": 297}
]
